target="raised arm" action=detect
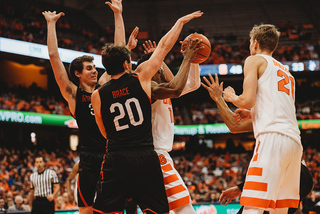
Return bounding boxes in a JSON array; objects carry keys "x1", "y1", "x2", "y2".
[
  {"x1": 66, "y1": 162, "x2": 79, "y2": 203},
  {"x1": 136, "y1": 11, "x2": 203, "y2": 82},
  {"x1": 42, "y1": 11, "x2": 77, "y2": 113},
  {"x1": 201, "y1": 73, "x2": 253, "y2": 133},
  {"x1": 151, "y1": 38, "x2": 201, "y2": 99},
  {"x1": 98, "y1": 0, "x2": 128, "y2": 85}
]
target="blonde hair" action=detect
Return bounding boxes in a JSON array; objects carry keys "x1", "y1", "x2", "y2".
[{"x1": 250, "y1": 24, "x2": 280, "y2": 52}]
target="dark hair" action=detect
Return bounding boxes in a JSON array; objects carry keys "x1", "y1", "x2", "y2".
[
  {"x1": 68, "y1": 55, "x2": 94, "y2": 86},
  {"x1": 250, "y1": 24, "x2": 280, "y2": 53},
  {"x1": 101, "y1": 44, "x2": 130, "y2": 75},
  {"x1": 137, "y1": 52, "x2": 153, "y2": 66},
  {"x1": 34, "y1": 154, "x2": 44, "y2": 162}
]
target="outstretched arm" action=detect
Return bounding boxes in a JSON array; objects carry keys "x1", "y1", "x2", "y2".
[
  {"x1": 43, "y1": 11, "x2": 77, "y2": 113},
  {"x1": 136, "y1": 11, "x2": 203, "y2": 82},
  {"x1": 151, "y1": 38, "x2": 201, "y2": 99},
  {"x1": 201, "y1": 73, "x2": 253, "y2": 133},
  {"x1": 99, "y1": 0, "x2": 127, "y2": 85}
]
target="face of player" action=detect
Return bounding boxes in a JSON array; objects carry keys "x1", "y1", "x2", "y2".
[
  {"x1": 249, "y1": 37, "x2": 257, "y2": 56},
  {"x1": 78, "y1": 61, "x2": 98, "y2": 86},
  {"x1": 152, "y1": 65, "x2": 166, "y2": 84},
  {"x1": 35, "y1": 157, "x2": 45, "y2": 172}
]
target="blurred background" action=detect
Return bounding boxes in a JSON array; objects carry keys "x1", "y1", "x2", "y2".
[{"x1": 0, "y1": 0, "x2": 320, "y2": 213}]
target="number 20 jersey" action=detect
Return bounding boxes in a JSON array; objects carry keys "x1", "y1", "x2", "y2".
[
  {"x1": 251, "y1": 54, "x2": 300, "y2": 143},
  {"x1": 98, "y1": 73, "x2": 153, "y2": 151}
]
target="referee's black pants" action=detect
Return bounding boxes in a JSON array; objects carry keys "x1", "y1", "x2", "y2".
[{"x1": 31, "y1": 197, "x2": 54, "y2": 214}]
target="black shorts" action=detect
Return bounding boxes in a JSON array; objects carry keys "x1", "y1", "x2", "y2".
[
  {"x1": 78, "y1": 151, "x2": 105, "y2": 207},
  {"x1": 31, "y1": 197, "x2": 54, "y2": 214},
  {"x1": 93, "y1": 147, "x2": 169, "y2": 214}
]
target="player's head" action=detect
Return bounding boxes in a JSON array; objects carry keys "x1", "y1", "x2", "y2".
[
  {"x1": 34, "y1": 155, "x2": 45, "y2": 172},
  {"x1": 137, "y1": 52, "x2": 166, "y2": 84},
  {"x1": 249, "y1": 24, "x2": 280, "y2": 55},
  {"x1": 69, "y1": 55, "x2": 96, "y2": 86},
  {"x1": 101, "y1": 44, "x2": 131, "y2": 75}
]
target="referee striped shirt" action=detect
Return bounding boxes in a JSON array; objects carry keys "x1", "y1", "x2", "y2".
[{"x1": 30, "y1": 169, "x2": 59, "y2": 197}]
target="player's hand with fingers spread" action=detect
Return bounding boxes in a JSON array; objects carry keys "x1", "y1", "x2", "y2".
[
  {"x1": 223, "y1": 86, "x2": 236, "y2": 102},
  {"x1": 201, "y1": 73, "x2": 224, "y2": 102},
  {"x1": 219, "y1": 186, "x2": 241, "y2": 206},
  {"x1": 105, "y1": 0, "x2": 122, "y2": 14},
  {"x1": 234, "y1": 108, "x2": 251, "y2": 123},
  {"x1": 143, "y1": 40, "x2": 157, "y2": 54},
  {"x1": 178, "y1": 11, "x2": 203, "y2": 25},
  {"x1": 182, "y1": 37, "x2": 202, "y2": 61},
  {"x1": 42, "y1": 11, "x2": 65, "y2": 23},
  {"x1": 127, "y1": 26, "x2": 139, "y2": 51}
]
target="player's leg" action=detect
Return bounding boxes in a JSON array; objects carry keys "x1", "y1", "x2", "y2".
[
  {"x1": 92, "y1": 152, "x2": 128, "y2": 213},
  {"x1": 133, "y1": 148, "x2": 169, "y2": 214},
  {"x1": 156, "y1": 150, "x2": 196, "y2": 214},
  {"x1": 78, "y1": 152, "x2": 104, "y2": 214},
  {"x1": 243, "y1": 206, "x2": 265, "y2": 214}
]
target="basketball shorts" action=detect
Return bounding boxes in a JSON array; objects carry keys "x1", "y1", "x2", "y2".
[
  {"x1": 93, "y1": 147, "x2": 169, "y2": 214},
  {"x1": 156, "y1": 149, "x2": 191, "y2": 211},
  {"x1": 77, "y1": 151, "x2": 105, "y2": 207},
  {"x1": 240, "y1": 132, "x2": 303, "y2": 210}
]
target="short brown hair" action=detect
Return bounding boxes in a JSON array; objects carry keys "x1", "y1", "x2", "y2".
[
  {"x1": 250, "y1": 24, "x2": 280, "y2": 53},
  {"x1": 68, "y1": 55, "x2": 94, "y2": 86},
  {"x1": 102, "y1": 44, "x2": 130, "y2": 75}
]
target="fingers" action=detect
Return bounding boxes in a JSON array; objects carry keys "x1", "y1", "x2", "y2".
[
  {"x1": 202, "y1": 76, "x2": 212, "y2": 87},
  {"x1": 208, "y1": 73, "x2": 214, "y2": 84},
  {"x1": 200, "y1": 82, "x2": 209, "y2": 90}
]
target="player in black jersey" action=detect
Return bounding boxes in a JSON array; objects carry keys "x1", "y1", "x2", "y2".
[
  {"x1": 42, "y1": 1, "x2": 138, "y2": 213},
  {"x1": 91, "y1": 11, "x2": 203, "y2": 214}
]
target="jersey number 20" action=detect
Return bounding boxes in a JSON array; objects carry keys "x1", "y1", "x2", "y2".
[{"x1": 110, "y1": 98, "x2": 144, "y2": 131}]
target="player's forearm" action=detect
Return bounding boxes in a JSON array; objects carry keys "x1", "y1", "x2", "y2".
[
  {"x1": 114, "y1": 12, "x2": 126, "y2": 46},
  {"x1": 215, "y1": 96, "x2": 250, "y2": 133},
  {"x1": 162, "y1": 63, "x2": 174, "y2": 82},
  {"x1": 180, "y1": 64, "x2": 201, "y2": 96},
  {"x1": 166, "y1": 57, "x2": 192, "y2": 94},
  {"x1": 52, "y1": 184, "x2": 60, "y2": 198},
  {"x1": 232, "y1": 94, "x2": 255, "y2": 109},
  {"x1": 47, "y1": 22, "x2": 60, "y2": 58},
  {"x1": 156, "y1": 20, "x2": 184, "y2": 57}
]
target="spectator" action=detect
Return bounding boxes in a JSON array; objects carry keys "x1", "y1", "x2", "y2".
[{"x1": 8, "y1": 195, "x2": 30, "y2": 211}]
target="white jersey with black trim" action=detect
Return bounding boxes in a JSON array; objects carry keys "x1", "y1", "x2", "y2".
[
  {"x1": 251, "y1": 54, "x2": 301, "y2": 144},
  {"x1": 152, "y1": 64, "x2": 200, "y2": 151}
]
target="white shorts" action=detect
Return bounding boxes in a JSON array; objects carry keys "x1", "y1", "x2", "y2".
[
  {"x1": 155, "y1": 149, "x2": 191, "y2": 211},
  {"x1": 240, "y1": 133, "x2": 303, "y2": 210}
]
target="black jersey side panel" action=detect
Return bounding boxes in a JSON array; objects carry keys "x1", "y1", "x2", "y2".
[{"x1": 75, "y1": 87, "x2": 106, "y2": 152}]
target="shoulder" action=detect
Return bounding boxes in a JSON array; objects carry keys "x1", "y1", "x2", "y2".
[{"x1": 244, "y1": 55, "x2": 267, "y2": 70}]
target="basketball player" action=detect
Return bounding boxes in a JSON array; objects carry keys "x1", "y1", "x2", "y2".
[
  {"x1": 91, "y1": 11, "x2": 203, "y2": 214},
  {"x1": 207, "y1": 24, "x2": 302, "y2": 214},
  {"x1": 42, "y1": 1, "x2": 138, "y2": 213},
  {"x1": 138, "y1": 39, "x2": 201, "y2": 214}
]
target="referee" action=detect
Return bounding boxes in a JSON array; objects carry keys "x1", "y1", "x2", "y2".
[{"x1": 29, "y1": 155, "x2": 60, "y2": 214}]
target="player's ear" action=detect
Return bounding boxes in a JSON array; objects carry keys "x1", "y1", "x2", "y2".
[
  {"x1": 254, "y1": 40, "x2": 259, "y2": 50},
  {"x1": 74, "y1": 70, "x2": 81, "y2": 78},
  {"x1": 123, "y1": 60, "x2": 130, "y2": 70}
]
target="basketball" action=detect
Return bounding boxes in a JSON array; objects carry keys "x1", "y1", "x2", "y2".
[{"x1": 181, "y1": 33, "x2": 211, "y2": 64}]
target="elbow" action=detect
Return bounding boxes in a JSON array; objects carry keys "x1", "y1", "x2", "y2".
[
  {"x1": 171, "y1": 88, "x2": 183, "y2": 98},
  {"x1": 48, "y1": 51, "x2": 59, "y2": 58}
]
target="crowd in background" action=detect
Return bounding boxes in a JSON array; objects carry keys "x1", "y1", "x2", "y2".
[
  {"x1": 1, "y1": 144, "x2": 320, "y2": 212},
  {"x1": 0, "y1": 0, "x2": 319, "y2": 67}
]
